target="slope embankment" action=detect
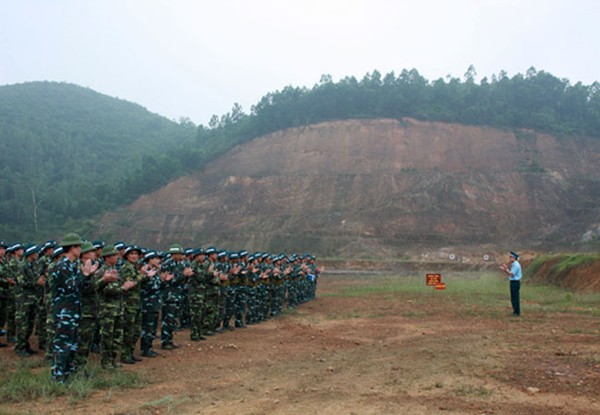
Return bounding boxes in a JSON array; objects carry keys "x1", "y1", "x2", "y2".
[
  {"x1": 525, "y1": 254, "x2": 600, "y2": 292},
  {"x1": 97, "y1": 118, "x2": 600, "y2": 256}
]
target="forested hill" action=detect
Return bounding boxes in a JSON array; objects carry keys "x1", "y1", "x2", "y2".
[
  {"x1": 2, "y1": 68, "x2": 600, "y2": 242},
  {"x1": 0, "y1": 81, "x2": 196, "y2": 240}
]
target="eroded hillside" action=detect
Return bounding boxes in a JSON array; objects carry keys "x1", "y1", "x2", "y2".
[{"x1": 98, "y1": 119, "x2": 600, "y2": 256}]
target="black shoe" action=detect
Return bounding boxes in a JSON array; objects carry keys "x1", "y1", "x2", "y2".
[
  {"x1": 0, "y1": 329, "x2": 6, "y2": 336},
  {"x1": 26, "y1": 347, "x2": 38, "y2": 355},
  {"x1": 132, "y1": 355, "x2": 142, "y2": 362},
  {"x1": 142, "y1": 350, "x2": 158, "y2": 357},
  {"x1": 0, "y1": 342, "x2": 7, "y2": 348},
  {"x1": 121, "y1": 357, "x2": 135, "y2": 364},
  {"x1": 7, "y1": 336, "x2": 16, "y2": 343},
  {"x1": 204, "y1": 331, "x2": 214, "y2": 336},
  {"x1": 161, "y1": 343, "x2": 175, "y2": 350}
]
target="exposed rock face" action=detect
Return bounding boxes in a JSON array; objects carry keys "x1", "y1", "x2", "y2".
[{"x1": 99, "y1": 119, "x2": 600, "y2": 255}]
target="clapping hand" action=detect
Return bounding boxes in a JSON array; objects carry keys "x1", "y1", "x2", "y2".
[
  {"x1": 161, "y1": 271, "x2": 174, "y2": 282},
  {"x1": 82, "y1": 259, "x2": 99, "y2": 276}
]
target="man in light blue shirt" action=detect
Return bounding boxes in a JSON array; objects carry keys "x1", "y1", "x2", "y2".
[{"x1": 500, "y1": 252, "x2": 522, "y2": 316}]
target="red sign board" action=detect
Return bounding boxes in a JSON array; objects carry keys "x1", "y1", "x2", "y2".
[
  {"x1": 434, "y1": 282, "x2": 446, "y2": 290},
  {"x1": 426, "y1": 273, "x2": 442, "y2": 286}
]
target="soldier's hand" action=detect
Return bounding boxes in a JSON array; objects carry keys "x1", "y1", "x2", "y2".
[
  {"x1": 7, "y1": 278, "x2": 15, "y2": 285},
  {"x1": 141, "y1": 264, "x2": 150, "y2": 274},
  {"x1": 122, "y1": 280, "x2": 136, "y2": 291},
  {"x1": 147, "y1": 268, "x2": 158, "y2": 278},
  {"x1": 184, "y1": 267, "x2": 194, "y2": 277},
  {"x1": 37, "y1": 276, "x2": 45, "y2": 286},
  {"x1": 160, "y1": 272, "x2": 174, "y2": 282},
  {"x1": 82, "y1": 259, "x2": 94, "y2": 276},
  {"x1": 103, "y1": 269, "x2": 118, "y2": 283}
]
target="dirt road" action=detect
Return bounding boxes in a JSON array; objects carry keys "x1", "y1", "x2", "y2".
[{"x1": 4, "y1": 272, "x2": 599, "y2": 414}]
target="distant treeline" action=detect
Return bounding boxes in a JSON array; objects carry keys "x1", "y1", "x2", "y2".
[
  {"x1": 185, "y1": 66, "x2": 600, "y2": 169},
  {"x1": 1, "y1": 67, "x2": 599, "y2": 240}
]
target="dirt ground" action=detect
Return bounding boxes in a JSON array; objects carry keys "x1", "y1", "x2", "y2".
[{"x1": 3, "y1": 272, "x2": 600, "y2": 415}]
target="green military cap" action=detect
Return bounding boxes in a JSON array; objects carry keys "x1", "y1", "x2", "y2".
[
  {"x1": 52, "y1": 246, "x2": 64, "y2": 259},
  {"x1": 40, "y1": 240, "x2": 57, "y2": 253},
  {"x1": 61, "y1": 233, "x2": 84, "y2": 248},
  {"x1": 101, "y1": 244, "x2": 119, "y2": 257},
  {"x1": 81, "y1": 241, "x2": 95, "y2": 254},
  {"x1": 114, "y1": 241, "x2": 126, "y2": 250},
  {"x1": 124, "y1": 245, "x2": 142, "y2": 257},
  {"x1": 168, "y1": 244, "x2": 184, "y2": 254},
  {"x1": 24, "y1": 244, "x2": 39, "y2": 257}
]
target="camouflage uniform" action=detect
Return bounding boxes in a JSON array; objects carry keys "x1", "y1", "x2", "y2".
[
  {"x1": 15, "y1": 246, "x2": 41, "y2": 355},
  {"x1": 216, "y1": 253, "x2": 232, "y2": 330},
  {"x1": 160, "y1": 247, "x2": 189, "y2": 348},
  {"x1": 245, "y1": 256, "x2": 260, "y2": 324},
  {"x1": 50, "y1": 254, "x2": 83, "y2": 383},
  {"x1": 95, "y1": 261, "x2": 124, "y2": 369},
  {"x1": 189, "y1": 252, "x2": 209, "y2": 340},
  {"x1": 74, "y1": 257, "x2": 99, "y2": 368},
  {"x1": 140, "y1": 253, "x2": 162, "y2": 356},
  {"x1": 5, "y1": 251, "x2": 21, "y2": 342},
  {"x1": 203, "y1": 248, "x2": 220, "y2": 334},
  {"x1": 35, "y1": 243, "x2": 55, "y2": 349},
  {"x1": 270, "y1": 258, "x2": 285, "y2": 317},
  {"x1": 0, "y1": 243, "x2": 9, "y2": 345},
  {"x1": 120, "y1": 250, "x2": 143, "y2": 363},
  {"x1": 44, "y1": 254, "x2": 61, "y2": 360},
  {"x1": 233, "y1": 257, "x2": 248, "y2": 328}
]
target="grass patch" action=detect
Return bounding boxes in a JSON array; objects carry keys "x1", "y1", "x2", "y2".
[
  {"x1": 453, "y1": 383, "x2": 493, "y2": 397},
  {"x1": 322, "y1": 273, "x2": 600, "y2": 317},
  {"x1": 0, "y1": 360, "x2": 144, "y2": 404},
  {"x1": 141, "y1": 394, "x2": 191, "y2": 413}
]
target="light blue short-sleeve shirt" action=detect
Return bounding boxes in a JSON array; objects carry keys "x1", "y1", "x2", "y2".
[{"x1": 510, "y1": 261, "x2": 522, "y2": 281}]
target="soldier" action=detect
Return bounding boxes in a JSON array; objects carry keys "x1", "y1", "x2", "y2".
[
  {"x1": 216, "y1": 251, "x2": 233, "y2": 331},
  {"x1": 120, "y1": 245, "x2": 143, "y2": 364},
  {"x1": 96, "y1": 244, "x2": 134, "y2": 370},
  {"x1": 44, "y1": 247, "x2": 63, "y2": 360},
  {"x1": 259, "y1": 254, "x2": 273, "y2": 320},
  {"x1": 5, "y1": 243, "x2": 24, "y2": 344},
  {"x1": 160, "y1": 244, "x2": 193, "y2": 349},
  {"x1": 245, "y1": 254, "x2": 260, "y2": 325},
  {"x1": 36, "y1": 240, "x2": 56, "y2": 350},
  {"x1": 188, "y1": 248, "x2": 209, "y2": 341},
  {"x1": 0, "y1": 240, "x2": 9, "y2": 347},
  {"x1": 15, "y1": 244, "x2": 42, "y2": 356},
  {"x1": 140, "y1": 250, "x2": 171, "y2": 357},
  {"x1": 74, "y1": 241, "x2": 100, "y2": 368},
  {"x1": 50, "y1": 233, "x2": 89, "y2": 383},
  {"x1": 231, "y1": 251, "x2": 248, "y2": 328},
  {"x1": 203, "y1": 247, "x2": 220, "y2": 335}
]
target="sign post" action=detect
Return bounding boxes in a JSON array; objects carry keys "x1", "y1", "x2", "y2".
[{"x1": 426, "y1": 273, "x2": 446, "y2": 291}]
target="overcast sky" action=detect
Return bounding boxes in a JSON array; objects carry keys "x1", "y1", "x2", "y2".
[{"x1": 1, "y1": 0, "x2": 599, "y2": 125}]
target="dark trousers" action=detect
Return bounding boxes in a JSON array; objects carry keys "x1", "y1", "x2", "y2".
[{"x1": 510, "y1": 280, "x2": 521, "y2": 316}]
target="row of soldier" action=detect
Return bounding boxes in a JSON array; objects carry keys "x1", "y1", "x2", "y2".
[{"x1": 0, "y1": 234, "x2": 321, "y2": 383}]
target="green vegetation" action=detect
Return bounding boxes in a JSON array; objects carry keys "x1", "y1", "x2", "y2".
[
  {"x1": 526, "y1": 253, "x2": 600, "y2": 289},
  {"x1": 2, "y1": 66, "x2": 600, "y2": 240},
  {"x1": 0, "y1": 82, "x2": 196, "y2": 240},
  {"x1": 141, "y1": 395, "x2": 191, "y2": 413},
  {"x1": 322, "y1": 273, "x2": 600, "y2": 317},
  {"x1": 0, "y1": 359, "x2": 143, "y2": 403}
]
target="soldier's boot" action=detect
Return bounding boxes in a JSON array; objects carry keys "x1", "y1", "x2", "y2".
[{"x1": 141, "y1": 349, "x2": 158, "y2": 357}]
